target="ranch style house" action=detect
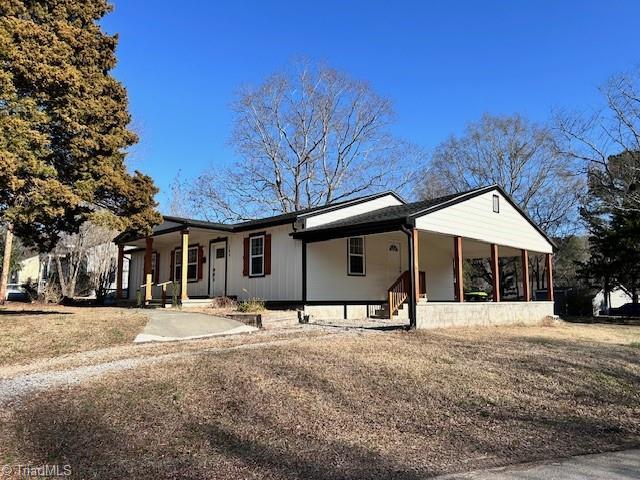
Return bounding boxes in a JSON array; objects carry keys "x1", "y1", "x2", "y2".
[{"x1": 115, "y1": 185, "x2": 556, "y2": 329}]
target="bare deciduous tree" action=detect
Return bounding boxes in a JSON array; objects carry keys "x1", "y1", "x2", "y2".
[
  {"x1": 555, "y1": 67, "x2": 640, "y2": 212},
  {"x1": 166, "y1": 169, "x2": 193, "y2": 218},
  {"x1": 86, "y1": 241, "x2": 119, "y2": 304},
  {"x1": 189, "y1": 60, "x2": 420, "y2": 221},
  {"x1": 419, "y1": 113, "x2": 582, "y2": 237},
  {"x1": 419, "y1": 113, "x2": 583, "y2": 298},
  {"x1": 54, "y1": 223, "x2": 117, "y2": 300}
]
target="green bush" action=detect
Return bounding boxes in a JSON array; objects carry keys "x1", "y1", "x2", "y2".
[{"x1": 237, "y1": 297, "x2": 265, "y2": 313}]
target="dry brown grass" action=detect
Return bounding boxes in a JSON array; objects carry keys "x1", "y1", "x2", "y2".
[
  {"x1": 0, "y1": 303, "x2": 147, "y2": 367},
  {"x1": 0, "y1": 322, "x2": 638, "y2": 479}
]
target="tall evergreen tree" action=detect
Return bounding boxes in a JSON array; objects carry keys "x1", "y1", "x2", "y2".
[
  {"x1": 579, "y1": 151, "x2": 640, "y2": 310},
  {"x1": 0, "y1": 0, "x2": 161, "y2": 300}
]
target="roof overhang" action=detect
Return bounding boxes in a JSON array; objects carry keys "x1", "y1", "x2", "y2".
[{"x1": 292, "y1": 217, "x2": 414, "y2": 243}]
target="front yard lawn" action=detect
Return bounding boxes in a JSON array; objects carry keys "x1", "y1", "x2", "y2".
[
  {"x1": 0, "y1": 304, "x2": 147, "y2": 366},
  {"x1": 1, "y1": 322, "x2": 639, "y2": 478}
]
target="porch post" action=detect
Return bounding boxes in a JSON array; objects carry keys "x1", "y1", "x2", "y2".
[
  {"x1": 521, "y1": 249, "x2": 530, "y2": 301},
  {"x1": 453, "y1": 236, "x2": 464, "y2": 302},
  {"x1": 181, "y1": 229, "x2": 189, "y2": 301},
  {"x1": 412, "y1": 228, "x2": 420, "y2": 304},
  {"x1": 116, "y1": 244, "x2": 124, "y2": 299},
  {"x1": 490, "y1": 243, "x2": 500, "y2": 302},
  {"x1": 545, "y1": 253, "x2": 554, "y2": 302},
  {"x1": 406, "y1": 228, "x2": 418, "y2": 329},
  {"x1": 144, "y1": 237, "x2": 153, "y2": 304}
]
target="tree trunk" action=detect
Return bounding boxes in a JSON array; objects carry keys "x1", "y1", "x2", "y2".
[
  {"x1": 55, "y1": 255, "x2": 68, "y2": 298},
  {"x1": 0, "y1": 225, "x2": 14, "y2": 304}
]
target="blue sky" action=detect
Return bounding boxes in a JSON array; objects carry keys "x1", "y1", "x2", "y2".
[{"x1": 102, "y1": 0, "x2": 640, "y2": 211}]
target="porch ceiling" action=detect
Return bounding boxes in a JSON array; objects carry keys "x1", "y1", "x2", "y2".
[
  {"x1": 125, "y1": 227, "x2": 229, "y2": 250},
  {"x1": 421, "y1": 232, "x2": 546, "y2": 258}
]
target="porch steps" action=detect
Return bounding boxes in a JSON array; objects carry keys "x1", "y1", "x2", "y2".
[{"x1": 371, "y1": 302, "x2": 409, "y2": 320}]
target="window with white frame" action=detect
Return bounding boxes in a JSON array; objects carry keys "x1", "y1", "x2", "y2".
[
  {"x1": 174, "y1": 246, "x2": 198, "y2": 281},
  {"x1": 492, "y1": 194, "x2": 500, "y2": 213},
  {"x1": 249, "y1": 235, "x2": 265, "y2": 277},
  {"x1": 348, "y1": 236, "x2": 365, "y2": 275}
]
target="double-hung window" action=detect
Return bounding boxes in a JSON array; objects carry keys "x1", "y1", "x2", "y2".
[
  {"x1": 348, "y1": 236, "x2": 365, "y2": 275},
  {"x1": 174, "y1": 246, "x2": 198, "y2": 281},
  {"x1": 249, "y1": 235, "x2": 265, "y2": 277}
]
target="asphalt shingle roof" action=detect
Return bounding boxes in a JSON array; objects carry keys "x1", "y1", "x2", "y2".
[{"x1": 299, "y1": 187, "x2": 490, "y2": 232}]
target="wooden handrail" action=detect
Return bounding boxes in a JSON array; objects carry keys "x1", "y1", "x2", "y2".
[{"x1": 388, "y1": 271, "x2": 410, "y2": 318}]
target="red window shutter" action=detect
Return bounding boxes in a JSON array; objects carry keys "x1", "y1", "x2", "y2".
[
  {"x1": 264, "y1": 233, "x2": 272, "y2": 275},
  {"x1": 197, "y1": 245, "x2": 204, "y2": 280},
  {"x1": 155, "y1": 253, "x2": 160, "y2": 283},
  {"x1": 243, "y1": 237, "x2": 249, "y2": 276},
  {"x1": 170, "y1": 249, "x2": 175, "y2": 281}
]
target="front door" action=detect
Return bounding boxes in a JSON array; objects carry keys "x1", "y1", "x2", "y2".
[
  {"x1": 387, "y1": 241, "x2": 402, "y2": 280},
  {"x1": 209, "y1": 241, "x2": 227, "y2": 297}
]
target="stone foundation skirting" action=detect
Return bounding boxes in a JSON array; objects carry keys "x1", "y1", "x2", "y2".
[{"x1": 416, "y1": 301, "x2": 555, "y2": 329}]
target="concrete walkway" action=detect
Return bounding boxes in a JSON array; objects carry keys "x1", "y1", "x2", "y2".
[
  {"x1": 134, "y1": 309, "x2": 257, "y2": 343},
  {"x1": 436, "y1": 448, "x2": 640, "y2": 480}
]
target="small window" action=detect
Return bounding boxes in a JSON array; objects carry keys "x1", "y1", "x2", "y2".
[
  {"x1": 348, "y1": 237, "x2": 365, "y2": 275},
  {"x1": 175, "y1": 246, "x2": 198, "y2": 281},
  {"x1": 492, "y1": 194, "x2": 500, "y2": 213},
  {"x1": 216, "y1": 247, "x2": 225, "y2": 259},
  {"x1": 249, "y1": 235, "x2": 264, "y2": 277}
]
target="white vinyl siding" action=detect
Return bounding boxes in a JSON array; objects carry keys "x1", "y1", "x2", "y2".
[
  {"x1": 227, "y1": 224, "x2": 302, "y2": 301},
  {"x1": 127, "y1": 251, "x2": 144, "y2": 301},
  {"x1": 306, "y1": 231, "x2": 408, "y2": 301},
  {"x1": 414, "y1": 190, "x2": 553, "y2": 253}
]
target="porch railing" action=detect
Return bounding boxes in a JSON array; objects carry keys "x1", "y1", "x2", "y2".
[
  {"x1": 139, "y1": 280, "x2": 178, "y2": 307},
  {"x1": 387, "y1": 270, "x2": 427, "y2": 319},
  {"x1": 388, "y1": 271, "x2": 410, "y2": 318}
]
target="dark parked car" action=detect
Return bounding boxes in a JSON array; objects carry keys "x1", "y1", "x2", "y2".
[{"x1": 608, "y1": 302, "x2": 640, "y2": 317}]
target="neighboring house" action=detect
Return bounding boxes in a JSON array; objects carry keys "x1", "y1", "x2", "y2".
[
  {"x1": 6, "y1": 247, "x2": 130, "y2": 301},
  {"x1": 593, "y1": 287, "x2": 632, "y2": 315},
  {"x1": 115, "y1": 185, "x2": 556, "y2": 329},
  {"x1": 5, "y1": 254, "x2": 42, "y2": 300},
  {"x1": 9, "y1": 254, "x2": 41, "y2": 285}
]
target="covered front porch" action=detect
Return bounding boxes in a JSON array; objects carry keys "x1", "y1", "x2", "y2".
[
  {"x1": 115, "y1": 221, "x2": 231, "y2": 306},
  {"x1": 299, "y1": 227, "x2": 555, "y2": 328}
]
